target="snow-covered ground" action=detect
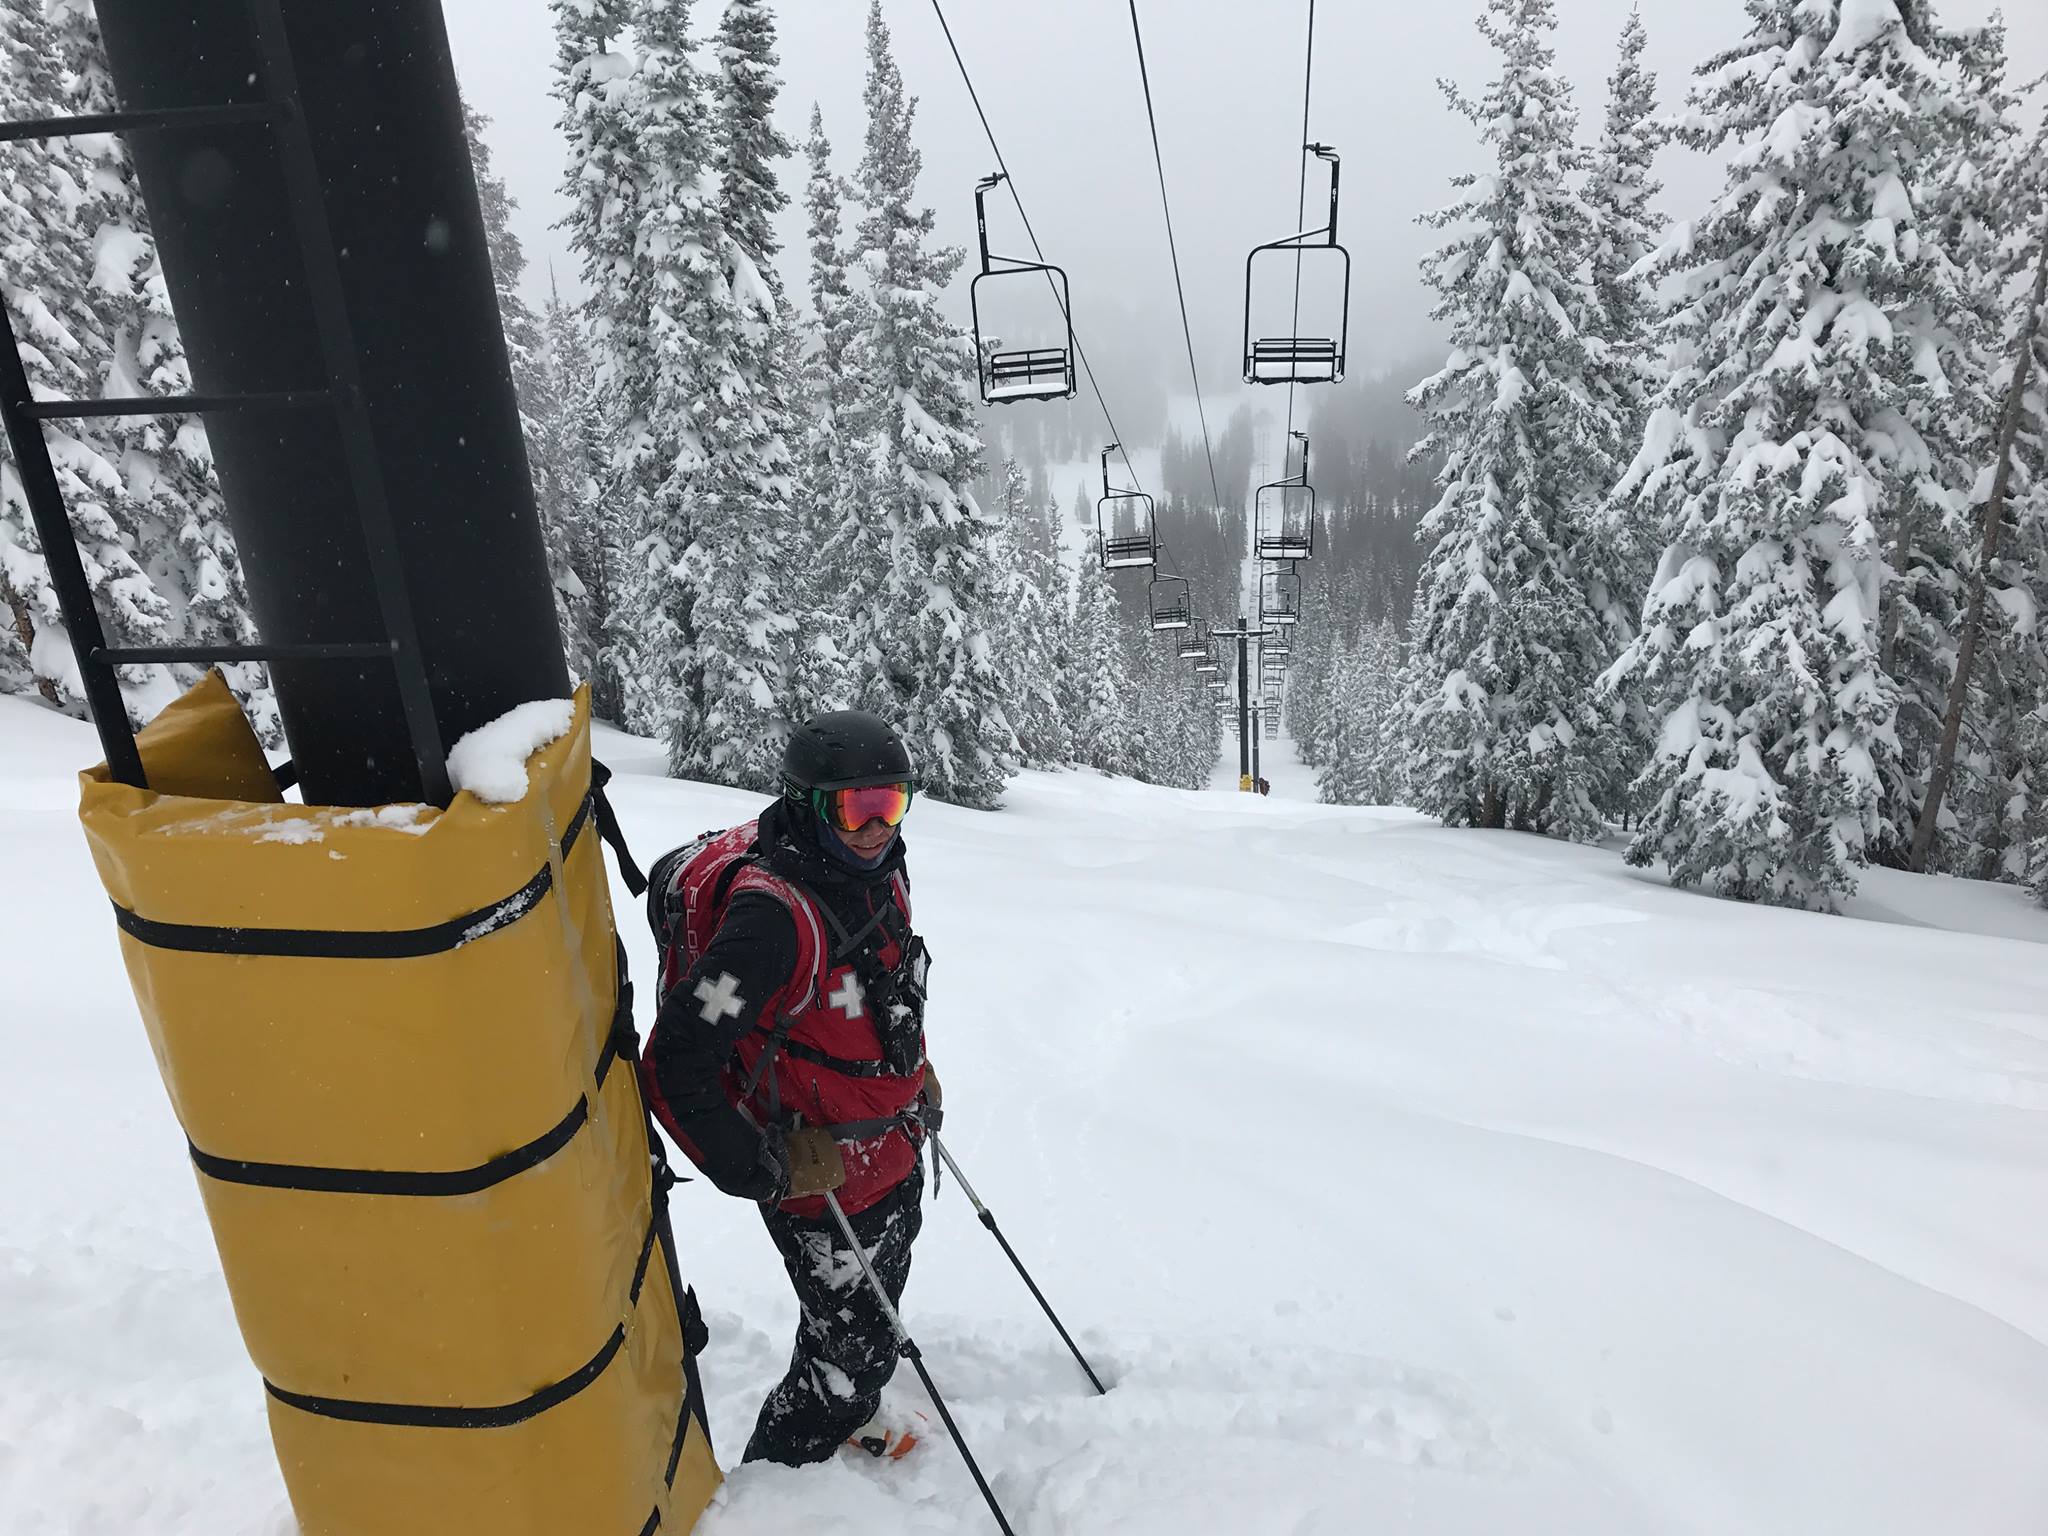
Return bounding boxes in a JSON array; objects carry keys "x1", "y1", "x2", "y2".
[{"x1": 4, "y1": 695, "x2": 2048, "y2": 1534}]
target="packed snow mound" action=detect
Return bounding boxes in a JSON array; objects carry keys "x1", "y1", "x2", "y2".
[
  {"x1": 3, "y1": 697, "x2": 2045, "y2": 1535},
  {"x1": 446, "y1": 696, "x2": 575, "y2": 804}
]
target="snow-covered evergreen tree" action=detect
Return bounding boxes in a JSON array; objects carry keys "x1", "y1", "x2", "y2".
[
  {"x1": 797, "y1": 104, "x2": 874, "y2": 654},
  {"x1": 553, "y1": 0, "x2": 662, "y2": 730},
  {"x1": 1069, "y1": 537, "x2": 1131, "y2": 775},
  {"x1": 684, "y1": 0, "x2": 804, "y2": 786},
  {"x1": 1604, "y1": 0, "x2": 2001, "y2": 909},
  {"x1": 1583, "y1": 5, "x2": 1664, "y2": 811},
  {"x1": 553, "y1": 0, "x2": 796, "y2": 786},
  {"x1": 1397, "y1": 0, "x2": 1626, "y2": 841},
  {"x1": 1319, "y1": 622, "x2": 1405, "y2": 806},
  {"x1": 713, "y1": 0, "x2": 793, "y2": 282},
  {"x1": 1903, "y1": 21, "x2": 2041, "y2": 876},
  {"x1": 1286, "y1": 563, "x2": 1343, "y2": 766},
  {"x1": 1318, "y1": 639, "x2": 1373, "y2": 806},
  {"x1": 1, "y1": 0, "x2": 237, "y2": 729},
  {"x1": 994, "y1": 458, "x2": 1071, "y2": 766},
  {"x1": 847, "y1": 1, "x2": 1016, "y2": 805},
  {"x1": 0, "y1": 0, "x2": 88, "y2": 704},
  {"x1": 1584, "y1": 6, "x2": 1663, "y2": 426},
  {"x1": 636, "y1": 0, "x2": 793, "y2": 787},
  {"x1": 466, "y1": 99, "x2": 589, "y2": 680},
  {"x1": 543, "y1": 282, "x2": 607, "y2": 689}
]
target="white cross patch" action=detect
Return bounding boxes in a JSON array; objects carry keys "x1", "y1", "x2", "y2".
[
  {"x1": 828, "y1": 972, "x2": 866, "y2": 1020},
  {"x1": 694, "y1": 971, "x2": 745, "y2": 1026}
]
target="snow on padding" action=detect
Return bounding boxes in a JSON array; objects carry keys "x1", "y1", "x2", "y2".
[{"x1": 75, "y1": 673, "x2": 718, "y2": 1536}]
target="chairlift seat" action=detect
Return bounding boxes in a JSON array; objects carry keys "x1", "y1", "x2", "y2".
[
  {"x1": 1247, "y1": 336, "x2": 1340, "y2": 384},
  {"x1": 985, "y1": 346, "x2": 1072, "y2": 402},
  {"x1": 1255, "y1": 534, "x2": 1314, "y2": 562}
]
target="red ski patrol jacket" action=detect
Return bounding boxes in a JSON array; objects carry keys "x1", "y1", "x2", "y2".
[{"x1": 642, "y1": 800, "x2": 930, "y2": 1218}]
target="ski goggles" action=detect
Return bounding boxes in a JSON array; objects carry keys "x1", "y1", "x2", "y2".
[{"x1": 813, "y1": 782, "x2": 914, "y2": 833}]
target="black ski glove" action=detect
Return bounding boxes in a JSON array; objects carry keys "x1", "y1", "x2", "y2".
[{"x1": 684, "y1": 1107, "x2": 788, "y2": 1203}]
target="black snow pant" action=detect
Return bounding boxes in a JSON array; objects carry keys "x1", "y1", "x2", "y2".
[{"x1": 743, "y1": 1158, "x2": 925, "y2": 1467}]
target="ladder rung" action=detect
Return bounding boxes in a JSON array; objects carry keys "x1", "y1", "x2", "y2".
[
  {"x1": 0, "y1": 102, "x2": 279, "y2": 144},
  {"x1": 25, "y1": 389, "x2": 332, "y2": 421},
  {"x1": 95, "y1": 641, "x2": 398, "y2": 666}
]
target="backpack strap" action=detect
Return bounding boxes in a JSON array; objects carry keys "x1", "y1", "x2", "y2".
[
  {"x1": 724, "y1": 864, "x2": 832, "y2": 1106},
  {"x1": 589, "y1": 760, "x2": 647, "y2": 897}
]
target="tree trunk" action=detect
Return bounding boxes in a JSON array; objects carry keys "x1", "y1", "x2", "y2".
[
  {"x1": 1909, "y1": 214, "x2": 2048, "y2": 872},
  {"x1": 4, "y1": 589, "x2": 62, "y2": 707}
]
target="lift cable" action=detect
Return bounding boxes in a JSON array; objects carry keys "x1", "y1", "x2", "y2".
[
  {"x1": 928, "y1": 2, "x2": 1160, "y2": 542},
  {"x1": 930, "y1": 0, "x2": 1245, "y2": 621},
  {"x1": 1283, "y1": 0, "x2": 1318, "y2": 455},
  {"x1": 1124, "y1": 0, "x2": 1226, "y2": 530}
]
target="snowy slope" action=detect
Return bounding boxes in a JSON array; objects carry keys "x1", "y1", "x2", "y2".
[{"x1": 4, "y1": 695, "x2": 2048, "y2": 1535}]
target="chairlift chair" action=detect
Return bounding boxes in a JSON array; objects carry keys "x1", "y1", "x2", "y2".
[
  {"x1": 1255, "y1": 430, "x2": 1316, "y2": 562},
  {"x1": 1260, "y1": 563, "x2": 1302, "y2": 627},
  {"x1": 1096, "y1": 443, "x2": 1156, "y2": 569},
  {"x1": 1177, "y1": 617, "x2": 1211, "y2": 660},
  {"x1": 1242, "y1": 144, "x2": 1350, "y2": 385},
  {"x1": 1148, "y1": 575, "x2": 1192, "y2": 631},
  {"x1": 970, "y1": 173, "x2": 1076, "y2": 405}
]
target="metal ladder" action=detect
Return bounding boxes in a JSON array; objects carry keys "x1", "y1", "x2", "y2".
[{"x1": 0, "y1": 0, "x2": 447, "y2": 802}]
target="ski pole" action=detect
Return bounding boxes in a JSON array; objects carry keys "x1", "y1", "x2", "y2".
[
  {"x1": 929, "y1": 1131, "x2": 1108, "y2": 1396},
  {"x1": 820, "y1": 1189, "x2": 1017, "y2": 1536}
]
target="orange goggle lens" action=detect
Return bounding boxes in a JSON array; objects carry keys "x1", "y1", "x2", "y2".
[{"x1": 817, "y1": 783, "x2": 913, "y2": 832}]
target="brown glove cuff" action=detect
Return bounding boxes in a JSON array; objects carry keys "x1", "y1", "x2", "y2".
[{"x1": 781, "y1": 1127, "x2": 847, "y2": 1198}]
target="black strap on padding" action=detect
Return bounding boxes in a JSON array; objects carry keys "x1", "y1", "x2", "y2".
[
  {"x1": 263, "y1": 1207, "x2": 662, "y2": 1430},
  {"x1": 191, "y1": 1095, "x2": 590, "y2": 1197},
  {"x1": 591, "y1": 760, "x2": 648, "y2": 897},
  {"x1": 110, "y1": 790, "x2": 598, "y2": 960},
  {"x1": 189, "y1": 973, "x2": 634, "y2": 1198}
]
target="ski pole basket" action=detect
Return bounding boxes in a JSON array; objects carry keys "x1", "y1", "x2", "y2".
[
  {"x1": 1095, "y1": 442, "x2": 1156, "y2": 570},
  {"x1": 0, "y1": 0, "x2": 448, "y2": 803},
  {"x1": 1242, "y1": 144, "x2": 1349, "y2": 386},
  {"x1": 970, "y1": 172, "x2": 1075, "y2": 405}
]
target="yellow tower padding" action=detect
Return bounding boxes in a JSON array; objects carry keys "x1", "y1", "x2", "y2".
[{"x1": 77, "y1": 672, "x2": 720, "y2": 1536}]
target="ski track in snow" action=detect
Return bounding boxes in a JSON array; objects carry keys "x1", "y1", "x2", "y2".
[{"x1": 4, "y1": 698, "x2": 2048, "y2": 1534}]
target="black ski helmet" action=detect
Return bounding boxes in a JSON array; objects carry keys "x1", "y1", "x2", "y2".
[{"x1": 781, "y1": 711, "x2": 914, "y2": 802}]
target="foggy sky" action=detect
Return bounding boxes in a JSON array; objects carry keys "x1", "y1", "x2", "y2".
[{"x1": 442, "y1": 0, "x2": 2048, "y2": 395}]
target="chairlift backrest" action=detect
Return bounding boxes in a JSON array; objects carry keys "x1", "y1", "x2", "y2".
[
  {"x1": 971, "y1": 172, "x2": 1076, "y2": 406},
  {"x1": 1255, "y1": 431, "x2": 1316, "y2": 562},
  {"x1": 1177, "y1": 618, "x2": 1211, "y2": 659},
  {"x1": 1096, "y1": 443, "x2": 1156, "y2": 570},
  {"x1": 1148, "y1": 575, "x2": 1192, "y2": 631},
  {"x1": 1242, "y1": 144, "x2": 1350, "y2": 386},
  {"x1": 1260, "y1": 563, "x2": 1302, "y2": 627}
]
